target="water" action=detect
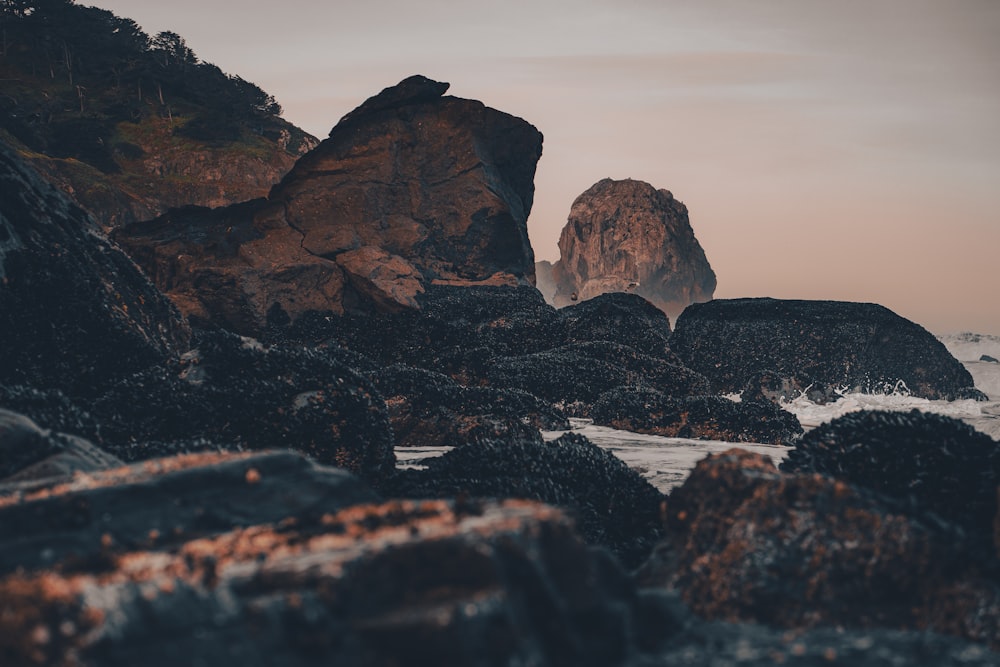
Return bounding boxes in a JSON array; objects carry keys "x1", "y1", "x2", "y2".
[{"x1": 396, "y1": 332, "x2": 1000, "y2": 493}]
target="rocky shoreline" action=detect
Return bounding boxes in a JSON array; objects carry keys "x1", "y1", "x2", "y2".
[{"x1": 2, "y1": 76, "x2": 998, "y2": 665}]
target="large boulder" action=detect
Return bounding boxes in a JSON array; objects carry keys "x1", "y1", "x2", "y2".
[
  {"x1": 542, "y1": 178, "x2": 716, "y2": 319},
  {"x1": 0, "y1": 451, "x2": 643, "y2": 667},
  {"x1": 0, "y1": 143, "x2": 189, "y2": 395},
  {"x1": 561, "y1": 292, "x2": 677, "y2": 360},
  {"x1": 385, "y1": 433, "x2": 666, "y2": 569},
  {"x1": 781, "y1": 410, "x2": 1000, "y2": 553},
  {"x1": 637, "y1": 450, "x2": 1000, "y2": 649},
  {"x1": 115, "y1": 75, "x2": 544, "y2": 335},
  {"x1": 670, "y1": 298, "x2": 984, "y2": 400}
]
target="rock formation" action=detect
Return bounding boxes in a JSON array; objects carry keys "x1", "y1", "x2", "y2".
[
  {"x1": 0, "y1": 143, "x2": 189, "y2": 396},
  {"x1": 670, "y1": 298, "x2": 985, "y2": 401},
  {"x1": 590, "y1": 389, "x2": 803, "y2": 445},
  {"x1": 0, "y1": 450, "x2": 646, "y2": 667},
  {"x1": 540, "y1": 178, "x2": 716, "y2": 319},
  {"x1": 0, "y1": 0, "x2": 317, "y2": 230},
  {"x1": 637, "y1": 449, "x2": 1000, "y2": 649},
  {"x1": 115, "y1": 75, "x2": 544, "y2": 334},
  {"x1": 782, "y1": 410, "x2": 1000, "y2": 553}
]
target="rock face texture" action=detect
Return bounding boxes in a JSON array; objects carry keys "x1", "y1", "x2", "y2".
[
  {"x1": 0, "y1": 143, "x2": 189, "y2": 395},
  {"x1": 115, "y1": 76, "x2": 544, "y2": 334},
  {"x1": 541, "y1": 179, "x2": 716, "y2": 319},
  {"x1": 637, "y1": 449, "x2": 1000, "y2": 649},
  {"x1": 670, "y1": 298, "x2": 984, "y2": 401},
  {"x1": 0, "y1": 451, "x2": 645, "y2": 667},
  {"x1": 782, "y1": 410, "x2": 1000, "y2": 553}
]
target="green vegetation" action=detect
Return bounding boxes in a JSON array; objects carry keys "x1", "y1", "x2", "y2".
[{"x1": 0, "y1": 0, "x2": 310, "y2": 175}]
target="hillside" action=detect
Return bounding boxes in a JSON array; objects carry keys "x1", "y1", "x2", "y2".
[{"x1": 0, "y1": 0, "x2": 317, "y2": 228}]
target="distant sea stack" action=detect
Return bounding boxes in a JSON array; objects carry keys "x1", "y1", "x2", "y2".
[
  {"x1": 539, "y1": 178, "x2": 716, "y2": 320},
  {"x1": 115, "y1": 75, "x2": 544, "y2": 334}
]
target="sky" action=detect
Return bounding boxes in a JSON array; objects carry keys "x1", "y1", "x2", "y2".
[{"x1": 86, "y1": 0, "x2": 1000, "y2": 334}]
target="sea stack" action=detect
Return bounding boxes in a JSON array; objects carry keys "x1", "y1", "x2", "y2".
[{"x1": 540, "y1": 178, "x2": 716, "y2": 320}]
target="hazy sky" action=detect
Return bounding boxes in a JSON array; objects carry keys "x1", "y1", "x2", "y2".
[{"x1": 87, "y1": 0, "x2": 1000, "y2": 334}]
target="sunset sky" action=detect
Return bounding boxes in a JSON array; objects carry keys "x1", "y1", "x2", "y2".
[{"x1": 88, "y1": 0, "x2": 1000, "y2": 334}]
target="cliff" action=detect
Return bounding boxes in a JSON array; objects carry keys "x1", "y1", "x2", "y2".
[
  {"x1": 115, "y1": 75, "x2": 544, "y2": 333},
  {"x1": 0, "y1": 2, "x2": 316, "y2": 229}
]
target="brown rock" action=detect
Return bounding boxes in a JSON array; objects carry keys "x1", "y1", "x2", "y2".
[
  {"x1": 542, "y1": 178, "x2": 716, "y2": 319},
  {"x1": 115, "y1": 75, "x2": 544, "y2": 334},
  {"x1": 0, "y1": 456, "x2": 639, "y2": 667},
  {"x1": 637, "y1": 449, "x2": 1000, "y2": 648}
]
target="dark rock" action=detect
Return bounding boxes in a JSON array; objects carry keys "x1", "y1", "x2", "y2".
[
  {"x1": 370, "y1": 364, "x2": 567, "y2": 447},
  {"x1": 670, "y1": 298, "x2": 983, "y2": 400},
  {"x1": 561, "y1": 292, "x2": 677, "y2": 360},
  {"x1": 0, "y1": 143, "x2": 189, "y2": 396},
  {"x1": 280, "y1": 285, "x2": 567, "y2": 374},
  {"x1": 0, "y1": 409, "x2": 121, "y2": 483},
  {"x1": 591, "y1": 388, "x2": 803, "y2": 444},
  {"x1": 87, "y1": 330, "x2": 394, "y2": 483},
  {"x1": 781, "y1": 409, "x2": 1000, "y2": 552},
  {"x1": 982, "y1": 354, "x2": 999, "y2": 364},
  {"x1": 0, "y1": 489, "x2": 642, "y2": 667},
  {"x1": 482, "y1": 342, "x2": 711, "y2": 415},
  {"x1": 637, "y1": 449, "x2": 1000, "y2": 648},
  {"x1": 385, "y1": 433, "x2": 666, "y2": 569},
  {"x1": 115, "y1": 76, "x2": 544, "y2": 334},
  {"x1": 0, "y1": 450, "x2": 378, "y2": 576},
  {"x1": 740, "y1": 370, "x2": 839, "y2": 405},
  {"x1": 640, "y1": 590, "x2": 1000, "y2": 667},
  {"x1": 543, "y1": 178, "x2": 716, "y2": 319}
]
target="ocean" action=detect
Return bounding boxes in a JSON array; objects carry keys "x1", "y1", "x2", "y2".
[{"x1": 396, "y1": 332, "x2": 1000, "y2": 493}]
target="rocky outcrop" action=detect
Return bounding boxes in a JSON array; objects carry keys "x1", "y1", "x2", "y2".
[
  {"x1": 0, "y1": 450, "x2": 645, "y2": 667},
  {"x1": 561, "y1": 292, "x2": 677, "y2": 360},
  {"x1": 386, "y1": 433, "x2": 666, "y2": 569},
  {"x1": 637, "y1": 449, "x2": 1000, "y2": 649},
  {"x1": 591, "y1": 389, "x2": 803, "y2": 445},
  {"x1": 0, "y1": 143, "x2": 189, "y2": 396},
  {"x1": 115, "y1": 75, "x2": 544, "y2": 334},
  {"x1": 670, "y1": 298, "x2": 984, "y2": 400},
  {"x1": 83, "y1": 330, "x2": 395, "y2": 484},
  {"x1": 369, "y1": 364, "x2": 567, "y2": 447},
  {"x1": 781, "y1": 410, "x2": 1000, "y2": 553},
  {"x1": 541, "y1": 179, "x2": 716, "y2": 319},
  {"x1": 480, "y1": 342, "x2": 712, "y2": 415},
  {"x1": 24, "y1": 125, "x2": 316, "y2": 231}
]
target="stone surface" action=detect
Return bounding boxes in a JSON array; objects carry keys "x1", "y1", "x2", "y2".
[
  {"x1": 0, "y1": 473, "x2": 642, "y2": 667},
  {"x1": 86, "y1": 330, "x2": 395, "y2": 483},
  {"x1": 562, "y1": 292, "x2": 677, "y2": 360},
  {"x1": 591, "y1": 389, "x2": 803, "y2": 445},
  {"x1": 370, "y1": 364, "x2": 567, "y2": 447},
  {"x1": 637, "y1": 449, "x2": 1000, "y2": 649},
  {"x1": 0, "y1": 450, "x2": 378, "y2": 576},
  {"x1": 115, "y1": 76, "x2": 544, "y2": 334},
  {"x1": 480, "y1": 342, "x2": 711, "y2": 415},
  {"x1": 385, "y1": 433, "x2": 666, "y2": 569},
  {"x1": 0, "y1": 143, "x2": 189, "y2": 395},
  {"x1": 670, "y1": 298, "x2": 984, "y2": 400},
  {"x1": 781, "y1": 409, "x2": 1000, "y2": 553},
  {"x1": 542, "y1": 179, "x2": 716, "y2": 319}
]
